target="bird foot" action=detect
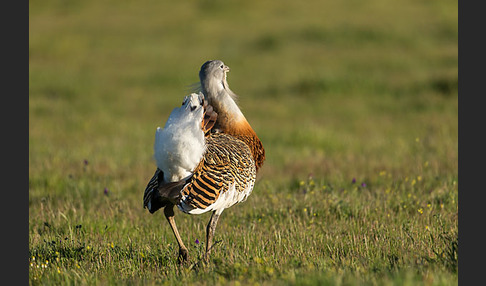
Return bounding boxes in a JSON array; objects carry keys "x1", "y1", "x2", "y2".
[{"x1": 178, "y1": 248, "x2": 189, "y2": 264}]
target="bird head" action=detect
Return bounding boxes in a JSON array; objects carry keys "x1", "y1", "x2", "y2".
[
  {"x1": 199, "y1": 60, "x2": 232, "y2": 98},
  {"x1": 199, "y1": 60, "x2": 230, "y2": 82}
]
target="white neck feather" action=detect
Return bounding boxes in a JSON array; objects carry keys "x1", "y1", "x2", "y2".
[
  {"x1": 204, "y1": 77, "x2": 245, "y2": 123},
  {"x1": 214, "y1": 89, "x2": 245, "y2": 120}
]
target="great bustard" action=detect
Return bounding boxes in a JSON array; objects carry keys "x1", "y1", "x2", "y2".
[{"x1": 143, "y1": 60, "x2": 265, "y2": 263}]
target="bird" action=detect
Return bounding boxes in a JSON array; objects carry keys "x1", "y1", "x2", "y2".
[{"x1": 143, "y1": 60, "x2": 265, "y2": 263}]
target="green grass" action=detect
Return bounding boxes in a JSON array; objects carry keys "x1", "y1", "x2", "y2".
[{"x1": 29, "y1": 0, "x2": 457, "y2": 285}]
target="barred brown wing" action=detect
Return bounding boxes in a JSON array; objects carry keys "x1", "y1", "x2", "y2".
[{"x1": 179, "y1": 132, "x2": 256, "y2": 213}]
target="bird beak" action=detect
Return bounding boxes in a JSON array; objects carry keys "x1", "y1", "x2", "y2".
[{"x1": 224, "y1": 65, "x2": 230, "y2": 72}]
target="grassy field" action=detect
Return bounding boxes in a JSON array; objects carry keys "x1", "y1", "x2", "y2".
[{"x1": 29, "y1": 0, "x2": 458, "y2": 285}]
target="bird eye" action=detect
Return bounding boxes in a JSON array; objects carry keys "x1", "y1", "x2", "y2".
[{"x1": 220, "y1": 65, "x2": 224, "y2": 69}]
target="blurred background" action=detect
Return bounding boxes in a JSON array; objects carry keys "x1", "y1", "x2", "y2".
[{"x1": 29, "y1": 0, "x2": 457, "y2": 188}]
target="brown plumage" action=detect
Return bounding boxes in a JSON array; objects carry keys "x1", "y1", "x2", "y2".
[
  {"x1": 179, "y1": 132, "x2": 256, "y2": 212},
  {"x1": 143, "y1": 60, "x2": 265, "y2": 263}
]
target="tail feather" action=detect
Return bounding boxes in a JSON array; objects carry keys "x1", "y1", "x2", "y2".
[{"x1": 143, "y1": 168, "x2": 187, "y2": 213}]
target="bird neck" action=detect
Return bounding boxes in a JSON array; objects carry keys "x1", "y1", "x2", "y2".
[
  {"x1": 210, "y1": 94, "x2": 245, "y2": 128},
  {"x1": 203, "y1": 78, "x2": 244, "y2": 126},
  {"x1": 202, "y1": 80, "x2": 266, "y2": 172}
]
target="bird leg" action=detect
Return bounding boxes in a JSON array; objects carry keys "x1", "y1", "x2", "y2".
[
  {"x1": 204, "y1": 211, "x2": 221, "y2": 262},
  {"x1": 164, "y1": 204, "x2": 189, "y2": 263}
]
